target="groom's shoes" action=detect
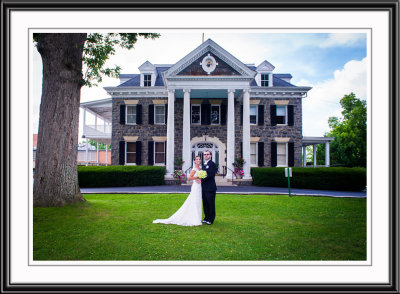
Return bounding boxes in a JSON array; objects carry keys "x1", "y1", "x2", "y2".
[
  {"x1": 205, "y1": 221, "x2": 212, "y2": 225},
  {"x1": 202, "y1": 219, "x2": 207, "y2": 223}
]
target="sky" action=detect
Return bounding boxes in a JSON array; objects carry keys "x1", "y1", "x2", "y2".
[{"x1": 33, "y1": 32, "x2": 367, "y2": 140}]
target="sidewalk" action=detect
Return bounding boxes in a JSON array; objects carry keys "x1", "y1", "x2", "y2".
[{"x1": 81, "y1": 185, "x2": 366, "y2": 198}]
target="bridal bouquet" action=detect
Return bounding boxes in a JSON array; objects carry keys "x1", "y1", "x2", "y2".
[{"x1": 197, "y1": 170, "x2": 207, "y2": 179}]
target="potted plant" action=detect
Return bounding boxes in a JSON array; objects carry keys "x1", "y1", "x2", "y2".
[
  {"x1": 232, "y1": 157, "x2": 245, "y2": 179},
  {"x1": 171, "y1": 170, "x2": 186, "y2": 185},
  {"x1": 172, "y1": 158, "x2": 187, "y2": 184}
]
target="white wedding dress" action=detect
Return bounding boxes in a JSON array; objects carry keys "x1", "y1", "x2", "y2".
[{"x1": 153, "y1": 168, "x2": 203, "y2": 226}]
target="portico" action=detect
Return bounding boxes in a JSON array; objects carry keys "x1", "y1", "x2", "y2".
[
  {"x1": 302, "y1": 137, "x2": 335, "y2": 167},
  {"x1": 163, "y1": 39, "x2": 257, "y2": 179},
  {"x1": 164, "y1": 87, "x2": 254, "y2": 180}
]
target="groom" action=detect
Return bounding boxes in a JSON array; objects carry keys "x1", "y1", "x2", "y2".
[{"x1": 201, "y1": 150, "x2": 217, "y2": 225}]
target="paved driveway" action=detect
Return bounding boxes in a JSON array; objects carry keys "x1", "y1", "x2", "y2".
[{"x1": 81, "y1": 185, "x2": 366, "y2": 198}]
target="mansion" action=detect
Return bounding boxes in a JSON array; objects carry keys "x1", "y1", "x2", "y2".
[{"x1": 80, "y1": 39, "x2": 334, "y2": 180}]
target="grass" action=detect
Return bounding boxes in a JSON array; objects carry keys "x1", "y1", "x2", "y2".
[{"x1": 33, "y1": 194, "x2": 366, "y2": 261}]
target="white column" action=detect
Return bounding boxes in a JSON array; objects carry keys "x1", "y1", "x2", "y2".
[
  {"x1": 96, "y1": 141, "x2": 99, "y2": 165},
  {"x1": 226, "y1": 89, "x2": 235, "y2": 178},
  {"x1": 165, "y1": 89, "x2": 175, "y2": 177},
  {"x1": 85, "y1": 137, "x2": 89, "y2": 166},
  {"x1": 303, "y1": 146, "x2": 307, "y2": 167},
  {"x1": 105, "y1": 144, "x2": 108, "y2": 166},
  {"x1": 83, "y1": 107, "x2": 87, "y2": 136},
  {"x1": 182, "y1": 89, "x2": 191, "y2": 172},
  {"x1": 95, "y1": 114, "x2": 98, "y2": 130},
  {"x1": 313, "y1": 144, "x2": 317, "y2": 167},
  {"x1": 242, "y1": 88, "x2": 251, "y2": 179},
  {"x1": 325, "y1": 142, "x2": 330, "y2": 167}
]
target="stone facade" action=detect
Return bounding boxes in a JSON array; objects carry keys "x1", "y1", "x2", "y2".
[{"x1": 112, "y1": 95, "x2": 302, "y2": 168}]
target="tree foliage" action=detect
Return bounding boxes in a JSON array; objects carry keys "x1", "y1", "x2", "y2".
[
  {"x1": 87, "y1": 139, "x2": 111, "y2": 150},
  {"x1": 317, "y1": 93, "x2": 367, "y2": 167},
  {"x1": 34, "y1": 33, "x2": 160, "y2": 87}
]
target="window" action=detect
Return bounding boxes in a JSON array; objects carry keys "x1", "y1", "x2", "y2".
[
  {"x1": 154, "y1": 105, "x2": 165, "y2": 124},
  {"x1": 250, "y1": 143, "x2": 257, "y2": 166},
  {"x1": 277, "y1": 143, "x2": 287, "y2": 166},
  {"x1": 126, "y1": 105, "x2": 137, "y2": 124},
  {"x1": 211, "y1": 105, "x2": 220, "y2": 125},
  {"x1": 126, "y1": 142, "x2": 136, "y2": 164},
  {"x1": 191, "y1": 104, "x2": 201, "y2": 124},
  {"x1": 144, "y1": 74, "x2": 151, "y2": 87},
  {"x1": 250, "y1": 105, "x2": 258, "y2": 125},
  {"x1": 154, "y1": 142, "x2": 166, "y2": 165},
  {"x1": 261, "y1": 73, "x2": 269, "y2": 87},
  {"x1": 276, "y1": 105, "x2": 287, "y2": 124}
]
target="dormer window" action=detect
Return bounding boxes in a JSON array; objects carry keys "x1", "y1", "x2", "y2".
[
  {"x1": 144, "y1": 74, "x2": 152, "y2": 87},
  {"x1": 261, "y1": 74, "x2": 269, "y2": 87}
]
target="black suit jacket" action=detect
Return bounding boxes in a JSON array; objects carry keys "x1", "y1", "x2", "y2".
[{"x1": 201, "y1": 160, "x2": 217, "y2": 192}]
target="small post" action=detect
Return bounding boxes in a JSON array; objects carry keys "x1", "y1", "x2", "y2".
[{"x1": 285, "y1": 167, "x2": 292, "y2": 197}]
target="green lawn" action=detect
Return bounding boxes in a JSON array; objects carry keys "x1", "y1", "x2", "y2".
[{"x1": 33, "y1": 194, "x2": 366, "y2": 261}]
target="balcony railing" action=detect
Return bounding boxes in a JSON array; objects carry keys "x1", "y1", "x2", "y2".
[{"x1": 84, "y1": 125, "x2": 111, "y2": 137}]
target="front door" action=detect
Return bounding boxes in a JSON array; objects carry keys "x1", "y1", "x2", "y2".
[{"x1": 191, "y1": 142, "x2": 219, "y2": 172}]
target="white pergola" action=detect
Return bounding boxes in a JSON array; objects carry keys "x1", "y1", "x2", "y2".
[
  {"x1": 80, "y1": 98, "x2": 112, "y2": 166},
  {"x1": 302, "y1": 136, "x2": 335, "y2": 167}
]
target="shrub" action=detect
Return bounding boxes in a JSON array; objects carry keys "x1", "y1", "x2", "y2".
[
  {"x1": 251, "y1": 167, "x2": 366, "y2": 191},
  {"x1": 78, "y1": 166, "x2": 165, "y2": 188}
]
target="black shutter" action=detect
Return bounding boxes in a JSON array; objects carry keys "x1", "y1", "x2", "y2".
[
  {"x1": 201, "y1": 104, "x2": 206, "y2": 125},
  {"x1": 206, "y1": 104, "x2": 211, "y2": 125},
  {"x1": 165, "y1": 104, "x2": 168, "y2": 124},
  {"x1": 120, "y1": 105, "x2": 125, "y2": 125},
  {"x1": 148, "y1": 104, "x2": 154, "y2": 125},
  {"x1": 258, "y1": 142, "x2": 264, "y2": 167},
  {"x1": 240, "y1": 105, "x2": 243, "y2": 125},
  {"x1": 201, "y1": 104, "x2": 211, "y2": 125},
  {"x1": 221, "y1": 104, "x2": 227, "y2": 125},
  {"x1": 119, "y1": 141, "x2": 125, "y2": 165},
  {"x1": 148, "y1": 141, "x2": 154, "y2": 165},
  {"x1": 240, "y1": 141, "x2": 243, "y2": 158},
  {"x1": 136, "y1": 104, "x2": 142, "y2": 124},
  {"x1": 288, "y1": 105, "x2": 294, "y2": 126},
  {"x1": 258, "y1": 105, "x2": 264, "y2": 126},
  {"x1": 271, "y1": 105, "x2": 277, "y2": 126},
  {"x1": 288, "y1": 142, "x2": 295, "y2": 167},
  {"x1": 136, "y1": 141, "x2": 142, "y2": 165},
  {"x1": 271, "y1": 142, "x2": 277, "y2": 167}
]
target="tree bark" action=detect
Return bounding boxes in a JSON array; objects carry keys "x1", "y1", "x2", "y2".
[{"x1": 33, "y1": 33, "x2": 87, "y2": 207}]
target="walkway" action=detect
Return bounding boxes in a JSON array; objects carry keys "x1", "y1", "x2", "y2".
[{"x1": 81, "y1": 185, "x2": 366, "y2": 198}]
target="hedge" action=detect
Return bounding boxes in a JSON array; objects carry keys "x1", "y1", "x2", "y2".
[
  {"x1": 78, "y1": 166, "x2": 165, "y2": 188},
  {"x1": 251, "y1": 167, "x2": 366, "y2": 191}
]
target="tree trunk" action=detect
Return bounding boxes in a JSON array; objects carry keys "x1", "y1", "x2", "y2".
[{"x1": 33, "y1": 33, "x2": 87, "y2": 207}]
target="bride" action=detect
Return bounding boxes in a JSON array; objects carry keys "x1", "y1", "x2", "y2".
[{"x1": 153, "y1": 156, "x2": 203, "y2": 226}]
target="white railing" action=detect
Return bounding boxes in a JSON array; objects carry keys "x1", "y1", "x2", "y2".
[{"x1": 84, "y1": 125, "x2": 111, "y2": 137}]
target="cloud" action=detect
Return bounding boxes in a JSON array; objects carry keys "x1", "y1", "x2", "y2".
[
  {"x1": 302, "y1": 57, "x2": 367, "y2": 136},
  {"x1": 319, "y1": 33, "x2": 366, "y2": 48}
]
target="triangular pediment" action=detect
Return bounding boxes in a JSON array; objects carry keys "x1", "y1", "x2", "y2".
[
  {"x1": 164, "y1": 39, "x2": 256, "y2": 78},
  {"x1": 138, "y1": 61, "x2": 156, "y2": 72},
  {"x1": 257, "y1": 60, "x2": 275, "y2": 72},
  {"x1": 177, "y1": 52, "x2": 241, "y2": 76}
]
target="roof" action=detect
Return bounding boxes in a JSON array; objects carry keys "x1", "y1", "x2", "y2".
[
  {"x1": 118, "y1": 74, "x2": 140, "y2": 87},
  {"x1": 118, "y1": 66, "x2": 296, "y2": 88},
  {"x1": 302, "y1": 137, "x2": 335, "y2": 146},
  {"x1": 250, "y1": 75, "x2": 296, "y2": 87}
]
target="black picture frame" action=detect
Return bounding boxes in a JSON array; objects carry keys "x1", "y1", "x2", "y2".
[{"x1": 2, "y1": 0, "x2": 399, "y2": 292}]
